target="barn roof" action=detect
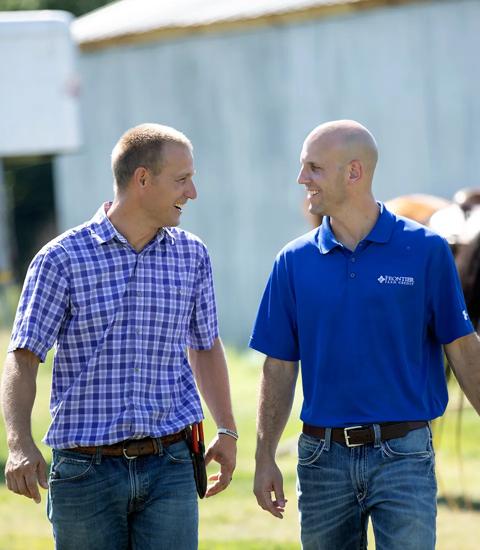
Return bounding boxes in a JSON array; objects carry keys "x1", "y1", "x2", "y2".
[{"x1": 72, "y1": 0, "x2": 424, "y2": 51}]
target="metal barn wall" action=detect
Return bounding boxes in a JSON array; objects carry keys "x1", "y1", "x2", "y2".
[{"x1": 54, "y1": 0, "x2": 480, "y2": 346}]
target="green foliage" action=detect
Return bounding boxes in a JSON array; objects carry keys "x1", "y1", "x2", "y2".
[
  {"x1": 0, "y1": 284, "x2": 20, "y2": 328},
  {"x1": 3, "y1": 158, "x2": 58, "y2": 282},
  {"x1": 0, "y1": 0, "x2": 111, "y2": 17}
]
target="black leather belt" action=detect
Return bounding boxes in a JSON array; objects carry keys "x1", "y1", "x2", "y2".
[
  {"x1": 302, "y1": 421, "x2": 428, "y2": 448},
  {"x1": 69, "y1": 430, "x2": 187, "y2": 459}
]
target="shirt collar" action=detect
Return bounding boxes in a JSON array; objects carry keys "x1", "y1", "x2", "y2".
[
  {"x1": 316, "y1": 202, "x2": 395, "y2": 254},
  {"x1": 316, "y1": 216, "x2": 342, "y2": 254},
  {"x1": 364, "y1": 202, "x2": 396, "y2": 244},
  {"x1": 88, "y1": 202, "x2": 176, "y2": 246}
]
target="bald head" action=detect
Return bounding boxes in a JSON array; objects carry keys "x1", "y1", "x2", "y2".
[
  {"x1": 298, "y1": 120, "x2": 380, "y2": 219},
  {"x1": 306, "y1": 120, "x2": 378, "y2": 178}
]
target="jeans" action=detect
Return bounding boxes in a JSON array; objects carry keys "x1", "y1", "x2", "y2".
[
  {"x1": 47, "y1": 440, "x2": 198, "y2": 550},
  {"x1": 297, "y1": 425, "x2": 437, "y2": 550}
]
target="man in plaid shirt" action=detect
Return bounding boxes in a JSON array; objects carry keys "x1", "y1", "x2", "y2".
[{"x1": 1, "y1": 123, "x2": 237, "y2": 549}]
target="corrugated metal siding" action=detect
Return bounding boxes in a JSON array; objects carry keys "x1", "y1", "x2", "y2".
[{"x1": 56, "y1": 0, "x2": 480, "y2": 345}]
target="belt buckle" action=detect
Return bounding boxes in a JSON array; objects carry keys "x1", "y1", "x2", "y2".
[
  {"x1": 122, "y1": 442, "x2": 138, "y2": 460},
  {"x1": 343, "y1": 426, "x2": 364, "y2": 448}
]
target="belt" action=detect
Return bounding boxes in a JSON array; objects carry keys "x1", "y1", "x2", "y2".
[
  {"x1": 70, "y1": 430, "x2": 187, "y2": 459},
  {"x1": 302, "y1": 421, "x2": 428, "y2": 448}
]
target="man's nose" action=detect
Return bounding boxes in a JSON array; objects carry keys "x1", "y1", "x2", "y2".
[
  {"x1": 297, "y1": 166, "x2": 309, "y2": 186},
  {"x1": 186, "y1": 179, "x2": 197, "y2": 200}
]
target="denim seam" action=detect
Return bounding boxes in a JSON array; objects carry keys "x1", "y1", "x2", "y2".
[
  {"x1": 298, "y1": 436, "x2": 326, "y2": 466},
  {"x1": 382, "y1": 441, "x2": 433, "y2": 458}
]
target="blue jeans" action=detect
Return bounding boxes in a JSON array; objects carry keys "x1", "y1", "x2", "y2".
[
  {"x1": 297, "y1": 425, "x2": 437, "y2": 550},
  {"x1": 47, "y1": 440, "x2": 198, "y2": 550}
]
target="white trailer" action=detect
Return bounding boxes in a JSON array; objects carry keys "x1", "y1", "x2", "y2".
[{"x1": 0, "y1": 10, "x2": 82, "y2": 286}]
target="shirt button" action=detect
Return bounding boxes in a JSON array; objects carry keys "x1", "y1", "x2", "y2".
[
  {"x1": 136, "y1": 329, "x2": 141, "y2": 335},
  {"x1": 137, "y1": 291, "x2": 142, "y2": 297},
  {"x1": 351, "y1": 257, "x2": 356, "y2": 263},
  {"x1": 350, "y1": 272, "x2": 356, "y2": 278}
]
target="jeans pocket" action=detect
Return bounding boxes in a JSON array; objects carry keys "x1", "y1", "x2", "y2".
[
  {"x1": 49, "y1": 451, "x2": 96, "y2": 484},
  {"x1": 298, "y1": 433, "x2": 326, "y2": 466},
  {"x1": 382, "y1": 426, "x2": 433, "y2": 458},
  {"x1": 164, "y1": 440, "x2": 192, "y2": 464}
]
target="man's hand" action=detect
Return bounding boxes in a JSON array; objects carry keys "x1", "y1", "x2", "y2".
[
  {"x1": 189, "y1": 339, "x2": 237, "y2": 497},
  {"x1": 253, "y1": 458, "x2": 287, "y2": 519},
  {"x1": 5, "y1": 442, "x2": 48, "y2": 504},
  {"x1": 2, "y1": 350, "x2": 45, "y2": 503},
  {"x1": 253, "y1": 356, "x2": 298, "y2": 519},
  {"x1": 204, "y1": 433, "x2": 237, "y2": 497}
]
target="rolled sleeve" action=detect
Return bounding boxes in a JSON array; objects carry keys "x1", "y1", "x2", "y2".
[{"x1": 8, "y1": 246, "x2": 70, "y2": 362}]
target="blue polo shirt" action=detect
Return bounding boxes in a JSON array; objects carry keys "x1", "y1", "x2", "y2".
[{"x1": 249, "y1": 204, "x2": 474, "y2": 426}]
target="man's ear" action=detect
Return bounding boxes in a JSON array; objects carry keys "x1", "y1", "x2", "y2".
[
  {"x1": 133, "y1": 166, "x2": 148, "y2": 188},
  {"x1": 347, "y1": 160, "x2": 363, "y2": 183}
]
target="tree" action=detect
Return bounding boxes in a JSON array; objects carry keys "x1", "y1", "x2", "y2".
[{"x1": 0, "y1": 0, "x2": 111, "y2": 17}]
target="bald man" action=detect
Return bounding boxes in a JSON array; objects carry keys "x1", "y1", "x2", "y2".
[{"x1": 250, "y1": 120, "x2": 480, "y2": 549}]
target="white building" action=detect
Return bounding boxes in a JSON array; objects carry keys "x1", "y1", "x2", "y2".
[
  {"x1": 54, "y1": 0, "x2": 480, "y2": 345},
  {"x1": 0, "y1": 11, "x2": 80, "y2": 291}
]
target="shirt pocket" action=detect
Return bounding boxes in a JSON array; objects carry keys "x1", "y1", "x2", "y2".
[{"x1": 154, "y1": 284, "x2": 195, "y2": 337}]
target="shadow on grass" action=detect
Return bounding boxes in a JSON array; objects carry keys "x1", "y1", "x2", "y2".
[
  {"x1": 438, "y1": 495, "x2": 480, "y2": 512},
  {"x1": 1, "y1": 459, "x2": 479, "y2": 514},
  {"x1": 199, "y1": 543, "x2": 298, "y2": 550}
]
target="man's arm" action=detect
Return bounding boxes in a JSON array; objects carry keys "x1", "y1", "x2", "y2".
[
  {"x1": 444, "y1": 331, "x2": 480, "y2": 415},
  {"x1": 1, "y1": 349, "x2": 48, "y2": 503},
  {"x1": 188, "y1": 337, "x2": 237, "y2": 497},
  {"x1": 254, "y1": 356, "x2": 298, "y2": 519}
]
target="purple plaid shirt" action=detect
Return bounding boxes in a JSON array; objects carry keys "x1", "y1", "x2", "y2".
[{"x1": 9, "y1": 203, "x2": 218, "y2": 448}]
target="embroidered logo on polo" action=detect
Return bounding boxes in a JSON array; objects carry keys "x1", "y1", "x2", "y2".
[{"x1": 377, "y1": 275, "x2": 415, "y2": 286}]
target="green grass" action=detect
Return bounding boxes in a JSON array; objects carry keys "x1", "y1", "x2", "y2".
[{"x1": 0, "y1": 335, "x2": 479, "y2": 549}]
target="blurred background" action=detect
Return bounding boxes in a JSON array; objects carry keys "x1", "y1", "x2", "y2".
[{"x1": 1, "y1": 0, "x2": 480, "y2": 548}]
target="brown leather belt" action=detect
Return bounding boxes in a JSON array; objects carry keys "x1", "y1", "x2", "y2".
[
  {"x1": 70, "y1": 430, "x2": 187, "y2": 459},
  {"x1": 303, "y1": 421, "x2": 428, "y2": 448}
]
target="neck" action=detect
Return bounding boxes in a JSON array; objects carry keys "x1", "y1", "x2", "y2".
[
  {"x1": 330, "y1": 198, "x2": 379, "y2": 251},
  {"x1": 107, "y1": 196, "x2": 159, "y2": 252}
]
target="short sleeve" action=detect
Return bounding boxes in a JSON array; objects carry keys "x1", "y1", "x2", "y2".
[
  {"x1": 428, "y1": 237, "x2": 474, "y2": 344},
  {"x1": 249, "y1": 252, "x2": 299, "y2": 361},
  {"x1": 8, "y1": 246, "x2": 70, "y2": 362},
  {"x1": 187, "y1": 246, "x2": 219, "y2": 350}
]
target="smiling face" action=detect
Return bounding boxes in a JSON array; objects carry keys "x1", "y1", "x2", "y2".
[
  {"x1": 297, "y1": 135, "x2": 348, "y2": 218},
  {"x1": 141, "y1": 142, "x2": 197, "y2": 228},
  {"x1": 297, "y1": 121, "x2": 379, "y2": 219}
]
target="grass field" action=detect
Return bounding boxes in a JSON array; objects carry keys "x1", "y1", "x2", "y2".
[{"x1": 0, "y1": 331, "x2": 479, "y2": 549}]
